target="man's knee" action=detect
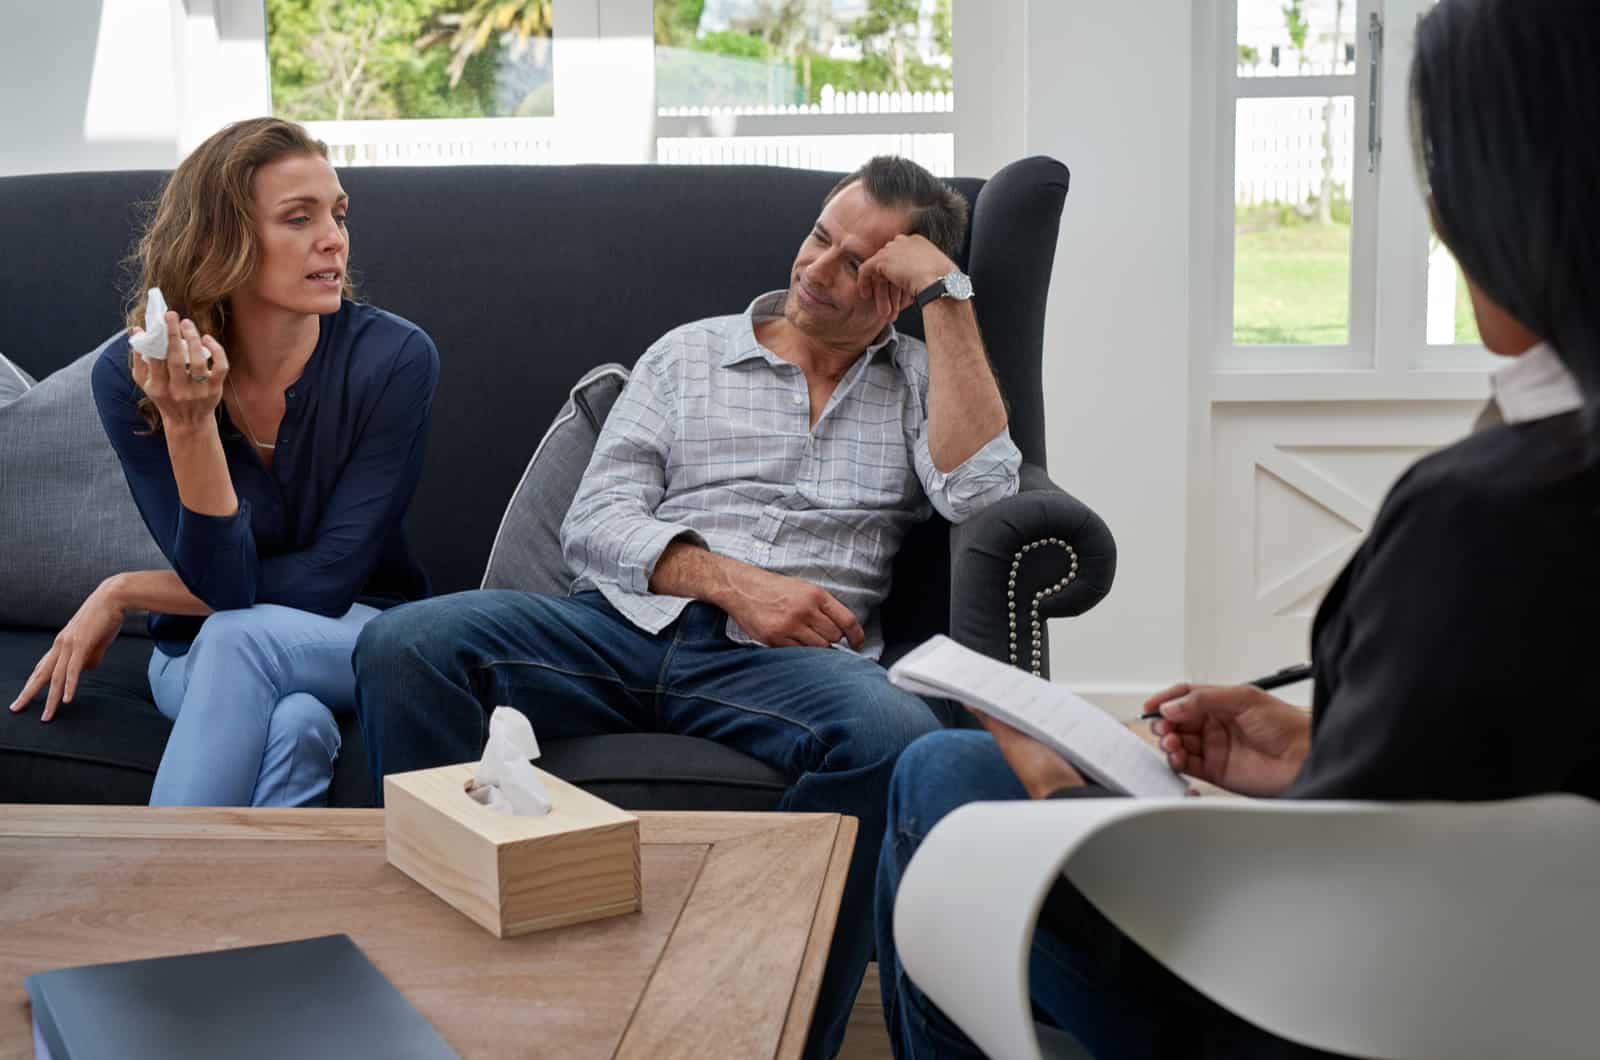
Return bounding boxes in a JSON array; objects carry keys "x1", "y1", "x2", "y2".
[
  {"x1": 354, "y1": 590, "x2": 575, "y2": 683},
  {"x1": 353, "y1": 596, "x2": 479, "y2": 689},
  {"x1": 828, "y1": 679, "x2": 942, "y2": 770},
  {"x1": 353, "y1": 602, "x2": 425, "y2": 680}
]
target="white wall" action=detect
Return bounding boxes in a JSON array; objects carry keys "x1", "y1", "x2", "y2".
[
  {"x1": 1, "y1": 0, "x2": 180, "y2": 176},
  {"x1": 0, "y1": 0, "x2": 268, "y2": 178},
  {"x1": 1026, "y1": 0, "x2": 1197, "y2": 713}
]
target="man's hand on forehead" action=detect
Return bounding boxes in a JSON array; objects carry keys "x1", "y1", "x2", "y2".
[{"x1": 858, "y1": 234, "x2": 956, "y2": 321}]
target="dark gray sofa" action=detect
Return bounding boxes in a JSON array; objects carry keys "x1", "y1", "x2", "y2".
[{"x1": 0, "y1": 157, "x2": 1115, "y2": 809}]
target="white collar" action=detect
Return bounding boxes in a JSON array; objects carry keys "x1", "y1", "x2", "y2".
[{"x1": 1490, "y1": 342, "x2": 1584, "y2": 424}]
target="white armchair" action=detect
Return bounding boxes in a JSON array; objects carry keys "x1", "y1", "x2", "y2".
[{"x1": 894, "y1": 795, "x2": 1600, "y2": 1060}]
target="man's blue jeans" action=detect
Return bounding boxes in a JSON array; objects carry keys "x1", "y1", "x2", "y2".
[
  {"x1": 353, "y1": 589, "x2": 942, "y2": 1060},
  {"x1": 875, "y1": 730, "x2": 1349, "y2": 1060}
]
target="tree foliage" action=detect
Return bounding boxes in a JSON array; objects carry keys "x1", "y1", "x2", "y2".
[
  {"x1": 1281, "y1": 0, "x2": 1309, "y2": 66},
  {"x1": 418, "y1": 0, "x2": 553, "y2": 88},
  {"x1": 665, "y1": 0, "x2": 951, "y2": 104},
  {"x1": 655, "y1": 0, "x2": 707, "y2": 47},
  {"x1": 267, "y1": 0, "x2": 502, "y2": 120},
  {"x1": 270, "y1": 0, "x2": 951, "y2": 119}
]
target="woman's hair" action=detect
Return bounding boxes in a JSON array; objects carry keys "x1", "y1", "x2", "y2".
[
  {"x1": 123, "y1": 117, "x2": 352, "y2": 431},
  {"x1": 1411, "y1": 0, "x2": 1600, "y2": 394}
]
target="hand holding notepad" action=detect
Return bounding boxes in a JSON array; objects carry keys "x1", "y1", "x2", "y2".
[{"x1": 889, "y1": 636, "x2": 1189, "y2": 798}]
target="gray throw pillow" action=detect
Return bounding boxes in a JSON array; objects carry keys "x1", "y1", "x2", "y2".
[
  {"x1": 0, "y1": 336, "x2": 171, "y2": 633},
  {"x1": 0, "y1": 351, "x2": 34, "y2": 404},
  {"x1": 481, "y1": 364, "x2": 630, "y2": 595}
]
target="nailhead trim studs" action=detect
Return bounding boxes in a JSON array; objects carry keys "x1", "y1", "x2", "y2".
[{"x1": 1006, "y1": 538, "x2": 1079, "y2": 675}]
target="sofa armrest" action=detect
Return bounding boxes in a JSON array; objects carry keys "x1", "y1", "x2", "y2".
[{"x1": 948, "y1": 463, "x2": 1116, "y2": 677}]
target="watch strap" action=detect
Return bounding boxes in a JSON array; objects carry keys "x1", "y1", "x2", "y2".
[{"x1": 915, "y1": 277, "x2": 949, "y2": 308}]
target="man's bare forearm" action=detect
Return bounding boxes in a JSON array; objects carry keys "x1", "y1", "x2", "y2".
[
  {"x1": 649, "y1": 539, "x2": 752, "y2": 608},
  {"x1": 923, "y1": 298, "x2": 1008, "y2": 471},
  {"x1": 100, "y1": 569, "x2": 212, "y2": 617}
]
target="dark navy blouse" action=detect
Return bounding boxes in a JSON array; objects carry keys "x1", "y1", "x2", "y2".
[{"x1": 91, "y1": 300, "x2": 438, "y2": 655}]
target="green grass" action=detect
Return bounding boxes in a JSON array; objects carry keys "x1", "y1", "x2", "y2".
[
  {"x1": 1452, "y1": 267, "x2": 1481, "y2": 344},
  {"x1": 1234, "y1": 223, "x2": 1482, "y2": 346},
  {"x1": 1234, "y1": 223, "x2": 1351, "y2": 346}
]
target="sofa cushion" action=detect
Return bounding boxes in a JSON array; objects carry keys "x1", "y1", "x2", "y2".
[
  {"x1": 0, "y1": 338, "x2": 171, "y2": 633},
  {"x1": 537, "y1": 734, "x2": 789, "y2": 812},
  {"x1": 0, "y1": 629, "x2": 375, "y2": 807},
  {"x1": 0, "y1": 631, "x2": 168, "y2": 803},
  {"x1": 0, "y1": 351, "x2": 33, "y2": 403},
  {"x1": 480, "y1": 363, "x2": 629, "y2": 594}
]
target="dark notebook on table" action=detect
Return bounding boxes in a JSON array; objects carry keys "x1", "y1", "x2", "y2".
[{"x1": 25, "y1": 933, "x2": 458, "y2": 1060}]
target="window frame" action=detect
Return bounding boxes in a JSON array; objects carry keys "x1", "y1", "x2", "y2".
[
  {"x1": 233, "y1": 0, "x2": 978, "y2": 176},
  {"x1": 1207, "y1": 0, "x2": 1496, "y2": 399}
]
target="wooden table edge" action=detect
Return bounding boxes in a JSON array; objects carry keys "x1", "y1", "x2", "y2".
[
  {"x1": 0, "y1": 806, "x2": 843, "y2": 844},
  {"x1": 775, "y1": 814, "x2": 858, "y2": 1060}
]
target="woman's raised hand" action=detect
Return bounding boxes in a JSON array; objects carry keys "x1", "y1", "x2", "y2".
[{"x1": 130, "y1": 312, "x2": 229, "y2": 432}]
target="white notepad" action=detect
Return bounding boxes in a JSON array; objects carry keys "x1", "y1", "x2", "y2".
[{"x1": 889, "y1": 636, "x2": 1189, "y2": 798}]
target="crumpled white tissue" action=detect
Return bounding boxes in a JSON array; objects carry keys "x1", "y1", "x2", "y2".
[
  {"x1": 466, "y1": 707, "x2": 552, "y2": 816},
  {"x1": 129, "y1": 288, "x2": 171, "y2": 361}
]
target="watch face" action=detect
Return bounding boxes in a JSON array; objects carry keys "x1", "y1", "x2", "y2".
[{"x1": 945, "y1": 270, "x2": 974, "y2": 299}]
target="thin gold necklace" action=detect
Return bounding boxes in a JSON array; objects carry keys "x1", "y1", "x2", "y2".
[{"x1": 227, "y1": 375, "x2": 275, "y2": 450}]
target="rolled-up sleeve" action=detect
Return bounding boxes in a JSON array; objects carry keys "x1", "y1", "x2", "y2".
[
  {"x1": 911, "y1": 425, "x2": 1022, "y2": 524},
  {"x1": 561, "y1": 344, "x2": 706, "y2": 593},
  {"x1": 92, "y1": 336, "x2": 259, "y2": 611}
]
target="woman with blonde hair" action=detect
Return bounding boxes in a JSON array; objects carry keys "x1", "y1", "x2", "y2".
[{"x1": 7, "y1": 117, "x2": 439, "y2": 807}]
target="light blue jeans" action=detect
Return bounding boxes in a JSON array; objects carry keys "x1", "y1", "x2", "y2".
[{"x1": 147, "y1": 602, "x2": 379, "y2": 807}]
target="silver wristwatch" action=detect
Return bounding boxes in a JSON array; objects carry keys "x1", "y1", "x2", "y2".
[{"x1": 914, "y1": 269, "x2": 975, "y2": 308}]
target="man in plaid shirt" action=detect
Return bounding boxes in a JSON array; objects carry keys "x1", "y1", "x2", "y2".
[{"x1": 356, "y1": 156, "x2": 1021, "y2": 1059}]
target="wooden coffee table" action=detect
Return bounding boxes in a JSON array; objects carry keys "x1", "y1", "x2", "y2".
[{"x1": 0, "y1": 806, "x2": 856, "y2": 1059}]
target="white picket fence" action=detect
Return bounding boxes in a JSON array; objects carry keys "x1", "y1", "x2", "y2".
[
  {"x1": 658, "y1": 132, "x2": 953, "y2": 176},
  {"x1": 659, "y1": 86, "x2": 953, "y2": 118},
  {"x1": 303, "y1": 118, "x2": 558, "y2": 167},
  {"x1": 1237, "y1": 58, "x2": 1356, "y2": 78},
  {"x1": 304, "y1": 86, "x2": 955, "y2": 172},
  {"x1": 1235, "y1": 97, "x2": 1356, "y2": 207}
]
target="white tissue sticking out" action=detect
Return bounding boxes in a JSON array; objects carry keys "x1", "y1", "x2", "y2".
[
  {"x1": 128, "y1": 288, "x2": 171, "y2": 361},
  {"x1": 467, "y1": 707, "x2": 552, "y2": 816}
]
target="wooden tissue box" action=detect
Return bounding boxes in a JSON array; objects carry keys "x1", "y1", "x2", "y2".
[{"x1": 384, "y1": 763, "x2": 640, "y2": 938}]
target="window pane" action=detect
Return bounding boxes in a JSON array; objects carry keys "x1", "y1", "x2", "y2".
[
  {"x1": 655, "y1": 0, "x2": 953, "y2": 115},
  {"x1": 1427, "y1": 239, "x2": 1483, "y2": 345},
  {"x1": 266, "y1": 0, "x2": 554, "y2": 121},
  {"x1": 1422, "y1": 0, "x2": 1483, "y2": 347},
  {"x1": 1237, "y1": 0, "x2": 1357, "y2": 77},
  {"x1": 1234, "y1": 97, "x2": 1354, "y2": 346}
]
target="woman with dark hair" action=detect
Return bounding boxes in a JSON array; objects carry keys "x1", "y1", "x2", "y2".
[
  {"x1": 6, "y1": 118, "x2": 438, "y2": 808},
  {"x1": 875, "y1": 0, "x2": 1600, "y2": 1056}
]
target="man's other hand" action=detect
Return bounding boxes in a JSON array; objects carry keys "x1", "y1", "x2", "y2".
[{"x1": 723, "y1": 566, "x2": 866, "y2": 650}]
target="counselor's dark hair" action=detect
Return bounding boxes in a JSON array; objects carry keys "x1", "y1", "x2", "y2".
[
  {"x1": 823, "y1": 156, "x2": 969, "y2": 261},
  {"x1": 1411, "y1": 0, "x2": 1600, "y2": 394}
]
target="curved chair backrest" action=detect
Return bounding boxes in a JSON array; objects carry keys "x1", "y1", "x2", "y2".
[{"x1": 896, "y1": 796, "x2": 1600, "y2": 1060}]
